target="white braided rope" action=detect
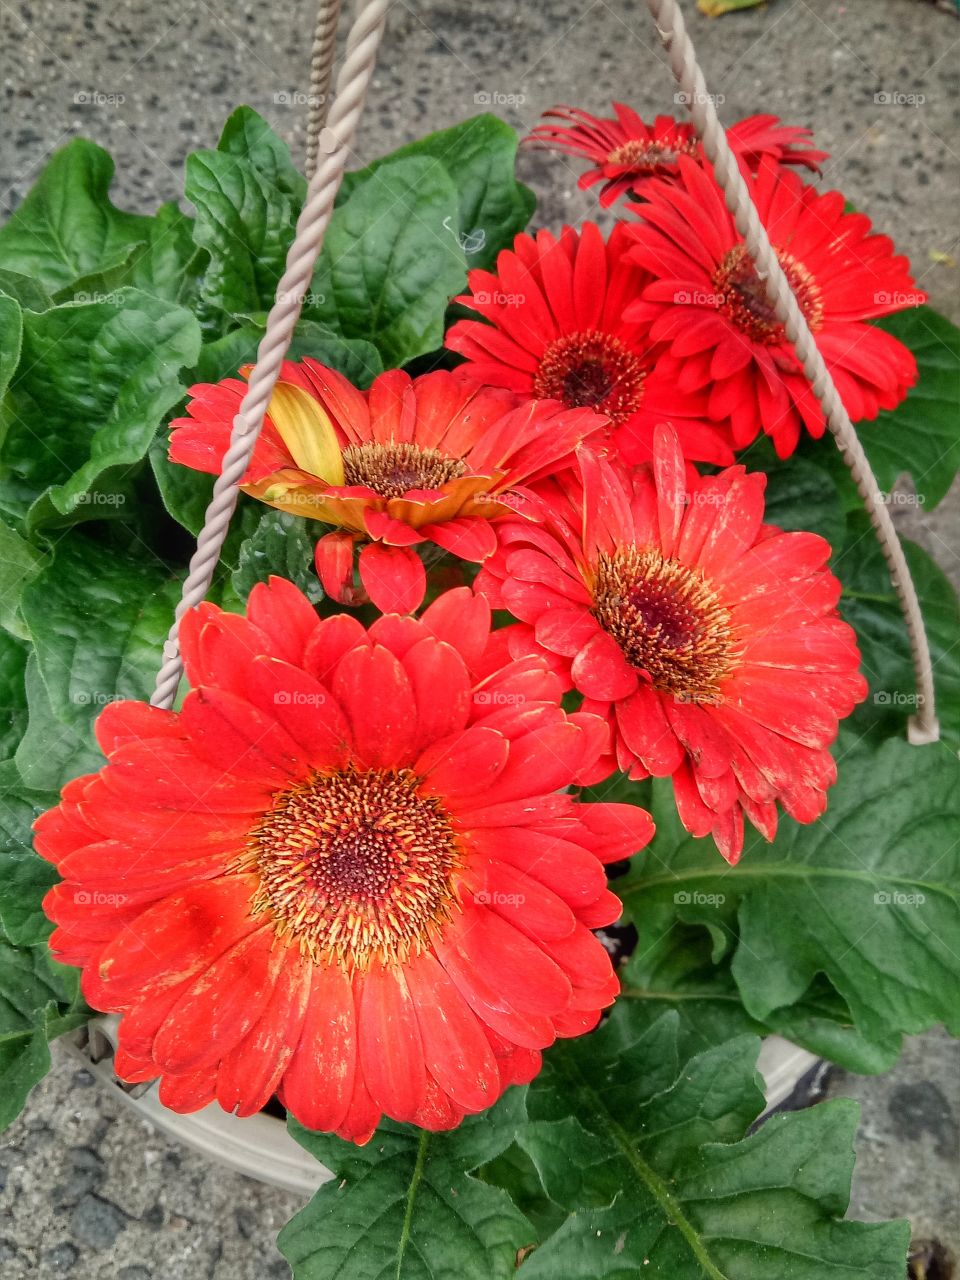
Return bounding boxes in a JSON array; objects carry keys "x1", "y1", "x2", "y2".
[
  {"x1": 305, "y1": 0, "x2": 342, "y2": 177},
  {"x1": 151, "y1": 0, "x2": 390, "y2": 708},
  {"x1": 644, "y1": 0, "x2": 939, "y2": 744}
]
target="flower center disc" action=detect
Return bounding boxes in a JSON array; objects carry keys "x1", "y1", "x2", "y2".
[
  {"x1": 245, "y1": 768, "x2": 462, "y2": 971},
  {"x1": 533, "y1": 330, "x2": 646, "y2": 424},
  {"x1": 607, "y1": 138, "x2": 694, "y2": 173},
  {"x1": 591, "y1": 546, "x2": 736, "y2": 703},
  {"x1": 713, "y1": 244, "x2": 823, "y2": 343},
  {"x1": 341, "y1": 442, "x2": 468, "y2": 498}
]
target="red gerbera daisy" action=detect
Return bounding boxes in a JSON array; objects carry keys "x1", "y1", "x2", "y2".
[
  {"x1": 170, "y1": 362, "x2": 601, "y2": 614},
  {"x1": 37, "y1": 580, "x2": 652, "y2": 1142},
  {"x1": 475, "y1": 427, "x2": 868, "y2": 864},
  {"x1": 445, "y1": 222, "x2": 733, "y2": 469},
  {"x1": 624, "y1": 157, "x2": 926, "y2": 456},
  {"x1": 525, "y1": 103, "x2": 827, "y2": 207}
]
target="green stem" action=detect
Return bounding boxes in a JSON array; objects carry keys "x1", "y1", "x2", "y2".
[{"x1": 395, "y1": 1130, "x2": 430, "y2": 1280}]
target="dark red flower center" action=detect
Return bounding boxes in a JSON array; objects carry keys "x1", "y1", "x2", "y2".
[
  {"x1": 607, "y1": 138, "x2": 696, "y2": 174},
  {"x1": 591, "y1": 546, "x2": 736, "y2": 703},
  {"x1": 244, "y1": 767, "x2": 462, "y2": 971},
  {"x1": 341, "y1": 442, "x2": 467, "y2": 498},
  {"x1": 713, "y1": 244, "x2": 823, "y2": 343},
  {"x1": 533, "y1": 330, "x2": 646, "y2": 425}
]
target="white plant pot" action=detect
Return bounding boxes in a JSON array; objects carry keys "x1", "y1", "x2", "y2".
[{"x1": 65, "y1": 1017, "x2": 820, "y2": 1195}]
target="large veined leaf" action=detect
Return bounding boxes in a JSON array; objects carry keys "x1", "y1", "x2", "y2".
[
  {"x1": 0, "y1": 268, "x2": 53, "y2": 312},
  {"x1": 281, "y1": 1091, "x2": 533, "y2": 1280},
  {"x1": 618, "y1": 922, "x2": 899, "y2": 1073},
  {"x1": 0, "y1": 632, "x2": 28, "y2": 761},
  {"x1": 0, "y1": 289, "x2": 200, "y2": 529},
  {"x1": 14, "y1": 654, "x2": 104, "y2": 792},
  {"x1": 0, "y1": 760, "x2": 57, "y2": 947},
  {"x1": 514, "y1": 1009, "x2": 909, "y2": 1278},
  {"x1": 338, "y1": 114, "x2": 536, "y2": 273},
  {"x1": 305, "y1": 156, "x2": 466, "y2": 368},
  {"x1": 862, "y1": 306, "x2": 960, "y2": 509},
  {"x1": 63, "y1": 201, "x2": 203, "y2": 307},
  {"x1": 834, "y1": 512, "x2": 960, "y2": 748},
  {"x1": 0, "y1": 519, "x2": 46, "y2": 639},
  {"x1": 616, "y1": 732, "x2": 960, "y2": 1065},
  {"x1": 20, "y1": 538, "x2": 180, "y2": 732},
  {"x1": 231, "y1": 510, "x2": 324, "y2": 604},
  {"x1": 186, "y1": 135, "x2": 301, "y2": 323},
  {"x1": 217, "y1": 106, "x2": 307, "y2": 204},
  {"x1": 0, "y1": 139, "x2": 155, "y2": 294},
  {"x1": 0, "y1": 929, "x2": 89, "y2": 1132}
]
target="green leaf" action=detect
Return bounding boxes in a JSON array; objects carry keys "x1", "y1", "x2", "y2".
[
  {"x1": 0, "y1": 289, "x2": 200, "y2": 529},
  {"x1": 306, "y1": 156, "x2": 466, "y2": 368},
  {"x1": 516, "y1": 1010, "x2": 909, "y2": 1278},
  {"x1": 0, "y1": 632, "x2": 28, "y2": 760},
  {"x1": 281, "y1": 1092, "x2": 533, "y2": 1280},
  {"x1": 231, "y1": 510, "x2": 324, "y2": 603},
  {"x1": 338, "y1": 114, "x2": 536, "y2": 272},
  {"x1": 14, "y1": 653, "x2": 104, "y2": 791},
  {"x1": 618, "y1": 732, "x2": 960, "y2": 1068},
  {"x1": 20, "y1": 537, "x2": 180, "y2": 731},
  {"x1": 862, "y1": 306, "x2": 960, "y2": 509},
  {"x1": 218, "y1": 106, "x2": 307, "y2": 203},
  {"x1": 0, "y1": 760, "x2": 57, "y2": 946},
  {"x1": 63, "y1": 202, "x2": 203, "y2": 307},
  {"x1": 619, "y1": 922, "x2": 899, "y2": 1073},
  {"x1": 0, "y1": 520, "x2": 46, "y2": 639},
  {"x1": 186, "y1": 144, "x2": 300, "y2": 323},
  {"x1": 0, "y1": 935, "x2": 89, "y2": 1131},
  {"x1": 0, "y1": 293, "x2": 22, "y2": 405},
  {"x1": 0, "y1": 139, "x2": 155, "y2": 294},
  {"x1": 834, "y1": 512, "x2": 960, "y2": 748},
  {"x1": 0, "y1": 268, "x2": 53, "y2": 312}
]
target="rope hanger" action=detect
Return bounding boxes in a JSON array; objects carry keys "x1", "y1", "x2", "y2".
[{"x1": 151, "y1": 0, "x2": 939, "y2": 748}]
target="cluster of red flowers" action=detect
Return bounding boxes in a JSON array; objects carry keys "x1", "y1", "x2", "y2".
[{"x1": 40, "y1": 101, "x2": 918, "y2": 1142}]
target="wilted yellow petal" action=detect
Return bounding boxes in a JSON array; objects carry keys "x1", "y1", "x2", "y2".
[{"x1": 268, "y1": 382, "x2": 345, "y2": 484}]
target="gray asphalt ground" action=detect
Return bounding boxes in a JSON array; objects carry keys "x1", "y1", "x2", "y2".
[{"x1": 0, "y1": 1, "x2": 958, "y2": 1276}]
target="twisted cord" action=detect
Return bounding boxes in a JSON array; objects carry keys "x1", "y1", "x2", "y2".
[
  {"x1": 152, "y1": 0, "x2": 390, "y2": 708},
  {"x1": 305, "y1": 0, "x2": 342, "y2": 177},
  {"x1": 644, "y1": 0, "x2": 938, "y2": 744}
]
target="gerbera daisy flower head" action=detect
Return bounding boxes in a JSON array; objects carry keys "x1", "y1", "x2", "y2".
[
  {"x1": 445, "y1": 221, "x2": 734, "y2": 470},
  {"x1": 475, "y1": 426, "x2": 868, "y2": 864},
  {"x1": 37, "y1": 579, "x2": 653, "y2": 1142},
  {"x1": 623, "y1": 156, "x2": 926, "y2": 456},
  {"x1": 169, "y1": 361, "x2": 603, "y2": 615},
  {"x1": 524, "y1": 103, "x2": 828, "y2": 207}
]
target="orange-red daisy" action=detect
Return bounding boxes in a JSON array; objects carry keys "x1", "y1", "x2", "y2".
[
  {"x1": 476, "y1": 427, "x2": 867, "y2": 863},
  {"x1": 37, "y1": 580, "x2": 652, "y2": 1142},
  {"x1": 169, "y1": 361, "x2": 602, "y2": 613},
  {"x1": 624, "y1": 157, "x2": 925, "y2": 456},
  {"x1": 525, "y1": 103, "x2": 827, "y2": 207},
  {"x1": 445, "y1": 222, "x2": 733, "y2": 469}
]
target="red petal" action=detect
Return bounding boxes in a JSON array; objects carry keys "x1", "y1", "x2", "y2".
[
  {"x1": 571, "y1": 631, "x2": 638, "y2": 701},
  {"x1": 280, "y1": 963, "x2": 357, "y2": 1133},
  {"x1": 406, "y1": 952, "x2": 500, "y2": 1113},
  {"x1": 358, "y1": 543, "x2": 426, "y2": 614},
  {"x1": 358, "y1": 965, "x2": 427, "y2": 1122},
  {"x1": 330, "y1": 643, "x2": 417, "y2": 768}
]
